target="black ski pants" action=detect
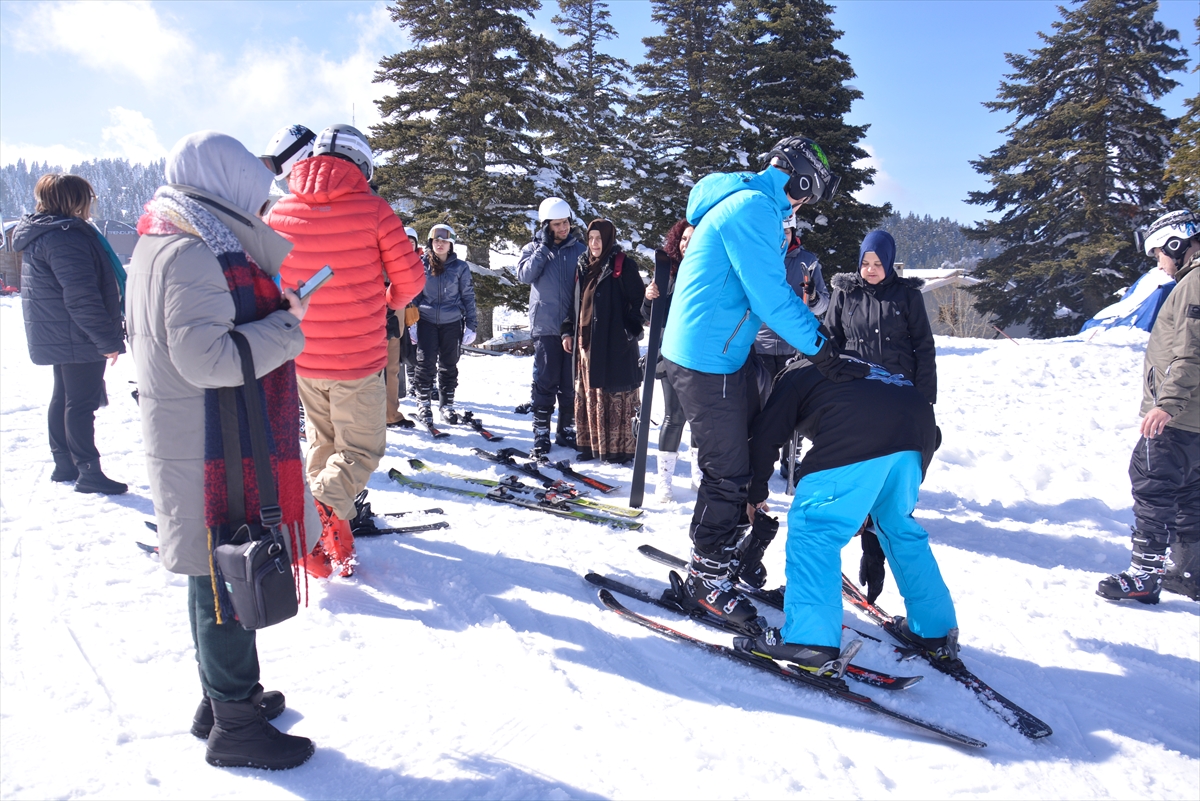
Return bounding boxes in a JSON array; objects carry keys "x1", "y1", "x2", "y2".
[
  {"x1": 416, "y1": 319, "x2": 463, "y2": 403},
  {"x1": 532, "y1": 334, "x2": 574, "y2": 415},
  {"x1": 657, "y1": 373, "x2": 685, "y2": 452},
  {"x1": 665, "y1": 358, "x2": 761, "y2": 554},
  {"x1": 1129, "y1": 427, "x2": 1200, "y2": 550},
  {"x1": 188, "y1": 576, "x2": 259, "y2": 703},
  {"x1": 48, "y1": 360, "x2": 106, "y2": 465}
]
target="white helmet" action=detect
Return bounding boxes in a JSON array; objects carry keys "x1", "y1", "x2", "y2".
[
  {"x1": 404, "y1": 226, "x2": 418, "y2": 239},
  {"x1": 1139, "y1": 210, "x2": 1199, "y2": 265},
  {"x1": 782, "y1": 210, "x2": 797, "y2": 229},
  {"x1": 261, "y1": 124, "x2": 315, "y2": 177},
  {"x1": 537, "y1": 197, "x2": 572, "y2": 222},
  {"x1": 314, "y1": 124, "x2": 373, "y2": 181},
  {"x1": 428, "y1": 224, "x2": 456, "y2": 242}
]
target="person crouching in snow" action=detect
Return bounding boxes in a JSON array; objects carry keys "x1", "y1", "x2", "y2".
[
  {"x1": 736, "y1": 358, "x2": 957, "y2": 677},
  {"x1": 126, "y1": 131, "x2": 318, "y2": 770},
  {"x1": 265, "y1": 124, "x2": 425, "y2": 578}
]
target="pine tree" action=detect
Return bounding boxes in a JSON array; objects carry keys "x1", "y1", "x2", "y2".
[
  {"x1": 965, "y1": 0, "x2": 1187, "y2": 338},
  {"x1": 724, "y1": 0, "x2": 889, "y2": 274},
  {"x1": 628, "y1": 0, "x2": 742, "y2": 246},
  {"x1": 1163, "y1": 16, "x2": 1199, "y2": 206},
  {"x1": 371, "y1": 0, "x2": 573, "y2": 340}
]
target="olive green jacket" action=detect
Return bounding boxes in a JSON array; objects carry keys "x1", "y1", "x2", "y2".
[{"x1": 1141, "y1": 252, "x2": 1200, "y2": 433}]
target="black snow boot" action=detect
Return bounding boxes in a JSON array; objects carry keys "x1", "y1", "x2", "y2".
[
  {"x1": 555, "y1": 406, "x2": 576, "y2": 448},
  {"x1": 733, "y1": 628, "x2": 859, "y2": 679},
  {"x1": 892, "y1": 616, "x2": 960, "y2": 662},
  {"x1": 439, "y1": 386, "x2": 459, "y2": 424},
  {"x1": 1097, "y1": 532, "x2": 1166, "y2": 605},
  {"x1": 74, "y1": 460, "x2": 127, "y2": 495},
  {"x1": 206, "y1": 690, "x2": 313, "y2": 770},
  {"x1": 192, "y1": 689, "x2": 286, "y2": 739},
  {"x1": 1162, "y1": 539, "x2": 1200, "y2": 601},
  {"x1": 733, "y1": 512, "x2": 779, "y2": 589},
  {"x1": 678, "y1": 547, "x2": 759, "y2": 626},
  {"x1": 50, "y1": 452, "x2": 78, "y2": 483},
  {"x1": 530, "y1": 405, "x2": 553, "y2": 458}
]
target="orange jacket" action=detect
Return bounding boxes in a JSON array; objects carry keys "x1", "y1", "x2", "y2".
[{"x1": 267, "y1": 156, "x2": 424, "y2": 380}]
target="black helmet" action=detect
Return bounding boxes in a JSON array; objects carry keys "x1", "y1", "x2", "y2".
[{"x1": 765, "y1": 136, "x2": 840, "y2": 204}]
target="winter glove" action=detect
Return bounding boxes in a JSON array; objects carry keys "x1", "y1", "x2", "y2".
[
  {"x1": 408, "y1": 323, "x2": 418, "y2": 343},
  {"x1": 809, "y1": 325, "x2": 870, "y2": 383},
  {"x1": 858, "y1": 518, "x2": 887, "y2": 604},
  {"x1": 539, "y1": 221, "x2": 557, "y2": 247},
  {"x1": 386, "y1": 310, "x2": 401, "y2": 339},
  {"x1": 462, "y1": 327, "x2": 476, "y2": 346}
]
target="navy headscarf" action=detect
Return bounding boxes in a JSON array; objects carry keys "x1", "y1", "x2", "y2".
[{"x1": 858, "y1": 230, "x2": 897, "y2": 278}]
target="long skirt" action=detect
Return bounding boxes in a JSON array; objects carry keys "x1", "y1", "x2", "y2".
[{"x1": 574, "y1": 349, "x2": 640, "y2": 463}]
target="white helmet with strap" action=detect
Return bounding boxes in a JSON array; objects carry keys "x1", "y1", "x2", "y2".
[
  {"x1": 261, "y1": 124, "x2": 315, "y2": 177},
  {"x1": 314, "y1": 124, "x2": 374, "y2": 181},
  {"x1": 537, "y1": 197, "x2": 572, "y2": 222},
  {"x1": 1139, "y1": 210, "x2": 1199, "y2": 267}
]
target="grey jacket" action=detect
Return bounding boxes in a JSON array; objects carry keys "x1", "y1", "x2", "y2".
[
  {"x1": 1142, "y1": 253, "x2": 1199, "y2": 433},
  {"x1": 755, "y1": 243, "x2": 829, "y2": 356},
  {"x1": 515, "y1": 231, "x2": 586, "y2": 336},
  {"x1": 126, "y1": 185, "x2": 320, "y2": 575},
  {"x1": 416, "y1": 252, "x2": 478, "y2": 330}
]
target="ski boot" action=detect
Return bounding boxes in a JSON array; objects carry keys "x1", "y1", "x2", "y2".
[
  {"x1": 315, "y1": 501, "x2": 355, "y2": 578},
  {"x1": 1097, "y1": 532, "x2": 1165, "y2": 605},
  {"x1": 677, "y1": 546, "x2": 759, "y2": 627},
  {"x1": 348, "y1": 490, "x2": 381, "y2": 537},
  {"x1": 734, "y1": 628, "x2": 861, "y2": 679},
  {"x1": 891, "y1": 616, "x2": 960, "y2": 662},
  {"x1": 1162, "y1": 539, "x2": 1199, "y2": 601},
  {"x1": 530, "y1": 405, "x2": 553, "y2": 458},
  {"x1": 439, "y1": 404, "x2": 459, "y2": 425},
  {"x1": 733, "y1": 511, "x2": 779, "y2": 589},
  {"x1": 305, "y1": 539, "x2": 333, "y2": 579},
  {"x1": 387, "y1": 413, "x2": 415, "y2": 430},
  {"x1": 555, "y1": 407, "x2": 576, "y2": 448}
]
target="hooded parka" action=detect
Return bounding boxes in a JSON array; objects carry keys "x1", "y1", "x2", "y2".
[
  {"x1": 516, "y1": 231, "x2": 587, "y2": 337},
  {"x1": 1141, "y1": 251, "x2": 1200, "y2": 433}
]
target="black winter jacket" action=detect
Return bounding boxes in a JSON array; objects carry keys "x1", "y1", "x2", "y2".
[
  {"x1": 748, "y1": 362, "x2": 939, "y2": 504},
  {"x1": 825, "y1": 271, "x2": 937, "y2": 404},
  {"x1": 14, "y1": 214, "x2": 125, "y2": 365},
  {"x1": 564, "y1": 247, "x2": 645, "y2": 392}
]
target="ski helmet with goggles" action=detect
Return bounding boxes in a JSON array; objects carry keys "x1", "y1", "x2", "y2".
[
  {"x1": 428, "y1": 224, "x2": 456, "y2": 242},
  {"x1": 537, "y1": 197, "x2": 572, "y2": 222},
  {"x1": 1137, "y1": 210, "x2": 1199, "y2": 267},
  {"x1": 766, "y1": 136, "x2": 840, "y2": 205},
  {"x1": 314, "y1": 124, "x2": 374, "y2": 181},
  {"x1": 261, "y1": 124, "x2": 315, "y2": 177}
]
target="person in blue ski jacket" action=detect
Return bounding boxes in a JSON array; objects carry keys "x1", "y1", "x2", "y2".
[{"x1": 659, "y1": 136, "x2": 867, "y2": 627}]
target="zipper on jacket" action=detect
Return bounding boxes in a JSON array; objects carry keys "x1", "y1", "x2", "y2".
[{"x1": 723, "y1": 310, "x2": 751, "y2": 354}]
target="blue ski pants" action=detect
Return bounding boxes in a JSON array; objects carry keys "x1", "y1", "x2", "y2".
[{"x1": 782, "y1": 451, "x2": 957, "y2": 648}]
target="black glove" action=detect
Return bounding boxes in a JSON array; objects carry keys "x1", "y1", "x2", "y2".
[
  {"x1": 539, "y1": 221, "x2": 557, "y2": 247},
  {"x1": 385, "y1": 309, "x2": 401, "y2": 339},
  {"x1": 858, "y1": 518, "x2": 887, "y2": 604},
  {"x1": 808, "y1": 326, "x2": 870, "y2": 383}
]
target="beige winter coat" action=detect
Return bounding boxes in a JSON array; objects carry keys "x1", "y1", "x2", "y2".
[
  {"x1": 1141, "y1": 252, "x2": 1200, "y2": 434},
  {"x1": 126, "y1": 186, "x2": 321, "y2": 575}
]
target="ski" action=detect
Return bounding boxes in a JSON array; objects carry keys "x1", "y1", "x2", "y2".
[
  {"x1": 420, "y1": 419, "x2": 451, "y2": 439},
  {"x1": 596, "y1": 589, "x2": 985, "y2": 748},
  {"x1": 459, "y1": 411, "x2": 504, "y2": 442},
  {"x1": 145, "y1": 520, "x2": 157, "y2": 533},
  {"x1": 489, "y1": 447, "x2": 621, "y2": 494},
  {"x1": 137, "y1": 541, "x2": 158, "y2": 554},
  {"x1": 472, "y1": 447, "x2": 560, "y2": 486},
  {"x1": 586, "y1": 573, "x2": 919, "y2": 691},
  {"x1": 382, "y1": 507, "x2": 445, "y2": 517},
  {"x1": 407, "y1": 459, "x2": 642, "y2": 518},
  {"x1": 629, "y1": 251, "x2": 673, "y2": 507},
  {"x1": 388, "y1": 468, "x2": 642, "y2": 530},
  {"x1": 546, "y1": 459, "x2": 620, "y2": 494},
  {"x1": 355, "y1": 520, "x2": 450, "y2": 536},
  {"x1": 840, "y1": 575, "x2": 1053, "y2": 740}
]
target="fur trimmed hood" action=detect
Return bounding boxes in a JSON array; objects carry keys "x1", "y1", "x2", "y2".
[{"x1": 830, "y1": 271, "x2": 925, "y2": 292}]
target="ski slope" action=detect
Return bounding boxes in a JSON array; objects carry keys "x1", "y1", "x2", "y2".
[{"x1": 1, "y1": 295, "x2": 1196, "y2": 799}]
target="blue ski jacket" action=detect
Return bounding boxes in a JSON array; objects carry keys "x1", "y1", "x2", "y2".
[{"x1": 660, "y1": 167, "x2": 825, "y2": 374}]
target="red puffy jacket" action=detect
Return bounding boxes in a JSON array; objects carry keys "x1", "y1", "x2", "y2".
[{"x1": 267, "y1": 155, "x2": 424, "y2": 380}]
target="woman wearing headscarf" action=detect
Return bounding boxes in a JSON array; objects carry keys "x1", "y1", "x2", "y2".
[
  {"x1": 14, "y1": 173, "x2": 128, "y2": 493},
  {"x1": 126, "y1": 131, "x2": 320, "y2": 770},
  {"x1": 562, "y1": 219, "x2": 645, "y2": 463}
]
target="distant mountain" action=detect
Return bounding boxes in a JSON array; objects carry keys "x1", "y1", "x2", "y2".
[
  {"x1": 1, "y1": 158, "x2": 165, "y2": 224},
  {"x1": 883, "y1": 212, "x2": 1002, "y2": 272}
]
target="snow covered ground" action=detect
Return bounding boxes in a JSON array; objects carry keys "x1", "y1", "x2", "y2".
[{"x1": 1, "y1": 294, "x2": 1196, "y2": 799}]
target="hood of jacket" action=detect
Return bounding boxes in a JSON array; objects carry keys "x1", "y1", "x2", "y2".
[
  {"x1": 165, "y1": 130, "x2": 275, "y2": 217},
  {"x1": 831, "y1": 271, "x2": 925, "y2": 293},
  {"x1": 686, "y1": 167, "x2": 792, "y2": 227},
  {"x1": 12, "y1": 213, "x2": 90, "y2": 252},
  {"x1": 165, "y1": 184, "x2": 293, "y2": 276},
  {"x1": 287, "y1": 155, "x2": 370, "y2": 204}
]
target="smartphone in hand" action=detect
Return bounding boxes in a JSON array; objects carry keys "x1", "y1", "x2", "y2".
[{"x1": 297, "y1": 265, "x2": 334, "y2": 299}]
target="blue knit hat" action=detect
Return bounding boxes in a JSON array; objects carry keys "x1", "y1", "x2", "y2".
[{"x1": 858, "y1": 230, "x2": 897, "y2": 277}]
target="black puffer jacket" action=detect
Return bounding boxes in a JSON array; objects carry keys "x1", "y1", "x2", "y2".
[
  {"x1": 564, "y1": 246, "x2": 645, "y2": 392},
  {"x1": 14, "y1": 214, "x2": 125, "y2": 365},
  {"x1": 825, "y1": 271, "x2": 936, "y2": 404}
]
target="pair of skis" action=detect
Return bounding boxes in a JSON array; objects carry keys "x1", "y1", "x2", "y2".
[
  {"x1": 475, "y1": 447, "x2": 620, "y2": 494},
  {"x1": 407, "y1": 409, "x2": 504, "y2": 441}
]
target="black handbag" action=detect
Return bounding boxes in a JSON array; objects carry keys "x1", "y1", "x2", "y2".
[{"x1": 212, "y1": 331, "x2": 298, "y2": 631}]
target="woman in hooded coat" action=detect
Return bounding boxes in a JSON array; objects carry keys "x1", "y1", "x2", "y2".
[
  {"x1": 126, "y1": 131, "x2": 320, "y2": 771},
  {"x1": 563, "y1": 219, "x2": 645, "y2": 463}
]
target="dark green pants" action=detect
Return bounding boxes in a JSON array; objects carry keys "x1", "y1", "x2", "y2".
[{"x1": 187, "y1": 576, "x2": 259, "y2": 703}]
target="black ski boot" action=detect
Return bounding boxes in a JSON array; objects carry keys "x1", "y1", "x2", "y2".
[
  {"x1": 192, "y1": 689, "x2": 286, "y2": 739},
  {"x1": 1162, "y1": 539, "x2": 1200, "y2": 601},
  {"x1": 206, "y1": 690, "x2": 314, "y2": 770},
  {"x1": 1097, "y1": 532, "x2": 1165, "y2": 605},
  {"x1": 74, "y1": 460, "x2": 127, "y2": 495},
  {"x1": 892, "y1": 616, "x2": 960, "y2": 662},
  {"x1": 415, "y1": 384, "x2": 433, "y2": 425},
  {"x1": 555, "y1": 406, "x2": 576, "y2": 448},
  {"x1": 734, "y1": 628, "x2": 860, "y2": 679},
  {"x1": 679, "y1": 546, "x2": 759, "y2": 626},
  {"x1": 530, "y1": 405, "x2": 553, "y2": 458},
  {"x1": 439, "y1": 386, "x2": 459, "y2": 424},
  {"x1": 734, "y1": 512, "x2": 779, "y2": 589},
  {"x1": 50, "y1": 452, "x2": 78, "y2": 483}
]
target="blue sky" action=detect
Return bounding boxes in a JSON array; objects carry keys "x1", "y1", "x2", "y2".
[{"x1": 0, "y1": 0, "x2": 1194, "y2": 224}]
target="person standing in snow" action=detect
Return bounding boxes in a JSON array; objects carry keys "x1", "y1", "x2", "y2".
[
  {"x1": 1098, "y1": 210, "x2": 1200, "y2": 604},
  {"x1": 516, "y1": 197, "x2": 588, "y2": 456},
  {"x1": 754, "y1": 211, "x2": 830, "y2": 380},
  {"x1": 737, "y1": 359, "x2": 956, "y2": 675},
  {"x1": 658, "y1": 136, "x2": 867, "y2": 627},
  {"x1": 126, "y1": 131, "x2": 319, "y2": 770},
  {"x1": 264, "y1": 124, "x2": 425, "y2": 578},
  {"x1": 15, "y1": 173, "x2": 128, "y2": 494},
  {"x1": 411, "y1": 224, "x2": 477, "y2": 425},
  {"x1": 642, "y1": 219, "x2": 694, "y2": 501},
  {"x1": 258, "y1": 124, "x2": 315, "y2": 217},
  {"x1": 562, "y1": 219, "x2": 645, "y2": 463},
  {"x1": 824, "y1": 229, "x2": 936, "y2": 406}
]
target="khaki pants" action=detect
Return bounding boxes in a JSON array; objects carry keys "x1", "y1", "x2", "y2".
[
  {"x1": 385, "y1": 338, "x2": 406, "y2": 424},
  {"x1": 297, "y1": 372, "x2": 386, "y2": 520}
]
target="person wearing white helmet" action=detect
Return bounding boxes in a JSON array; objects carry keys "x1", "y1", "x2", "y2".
[
  {"x1": 259, "y1": 125, "x2": 316, "y2": 217},
  {"x1": 515, "y1": 197, "x2": 587, "y2": 456},
  {"x1": 1098, "y1": 209, "x2": 1200, "y2": 605}
]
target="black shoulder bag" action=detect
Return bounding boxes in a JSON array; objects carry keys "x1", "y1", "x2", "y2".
[{"x1": 212, "y1": 331, "x2": 298, "y2": 630}]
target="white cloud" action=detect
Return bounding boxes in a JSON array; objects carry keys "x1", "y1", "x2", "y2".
[
  {"x1": 0, "y1": 140, "x2": 93, "y2": 168},
  {"x1": 100, "y1": 107, "x2": 168, "y2": 163},
  {"x1": 853, "y1": 144, "x2": 908, "y2": 209}
]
